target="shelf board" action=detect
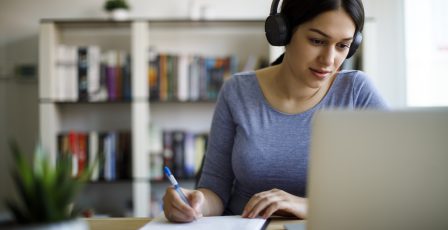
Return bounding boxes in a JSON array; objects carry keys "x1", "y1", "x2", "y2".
[
  {"x1": 39, "y1": 98, "x2": 146, "y2": 104},
  {"x1": 87, "y1": 178, "x2": 197, "y2": 184},
  {"x1": 40, "y1": 19, "x2": 132, "y2": 29},
  {"x1": 39, "y1": 99, "x2": 217, "y2": 104},
  {"x1": 39, "y1": 18, "x2": 266, "y2": 30},
  {"x1": 40, "y1": 18, "x2": 265, "y2": 24}
]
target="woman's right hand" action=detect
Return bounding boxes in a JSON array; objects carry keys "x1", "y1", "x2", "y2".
[{"x1": 162, "y1": 187, "x2": 204, "y2": 222}]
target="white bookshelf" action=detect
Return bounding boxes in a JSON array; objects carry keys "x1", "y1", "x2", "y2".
[{"x1": 39, "y1": 19, "x2": 269, "y2": 217}]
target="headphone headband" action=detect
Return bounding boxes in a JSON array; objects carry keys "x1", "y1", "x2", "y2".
[
  {"x1": 270, "y1": 0, "x2": 281, "y2": 16},
  {"x1": 265, "y1": 0, "x2": 362, "y2": 59}
]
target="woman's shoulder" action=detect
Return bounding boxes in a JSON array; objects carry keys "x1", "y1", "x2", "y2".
[
  {"x1": 334, "y1": 70, "x2": 388, "y2": 108},
  {"x1": 221, "y1": 71, "x2": 257, "y2": 92},
  {"x1": 336, "y1": 69, "x2": 368, "y2": 81},
  {"x1": 334, "y1": 70, "x2": 374, "y2": 89},
  {"x1": 217, "y1": 71, "x2": 260, "y2": 108},
  {"x1": 230, "y1": 71, "x2": 257, "y2": 82}
]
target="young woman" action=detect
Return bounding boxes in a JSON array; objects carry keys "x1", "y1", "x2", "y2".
[{"x1": 162, "y1": 0, "x2": 387, "y2": 222}]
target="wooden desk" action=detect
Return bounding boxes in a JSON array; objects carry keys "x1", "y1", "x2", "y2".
[
  {"x1": 86, "y1": 218, "x2": 150, "y2": 230},
  {"x1": 85, "y1": 217, "x2": 305, "y2": 230}
]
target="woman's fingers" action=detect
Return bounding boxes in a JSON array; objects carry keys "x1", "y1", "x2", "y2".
[
  {"x1": 242, "y1": 189, "x2": 310, "y2": 219},
  {"x1": 189, "y1": 190, "x2": 204, "y2": 217},
  {"x1": 261, "y1": 202, "x2": 283, "y2": 219},
  {"x1": 248, "y1": 194, "x2": 282, "y2": 218},
  {"x1": 243, "y1": 189, "x2": 281, "y2": 218},
  {"x1": 163, "y1": 187, "x2": 201, "y2": 222},
  {"x1": 168, "y1": 202, "x2": 196, "y2": 222}
]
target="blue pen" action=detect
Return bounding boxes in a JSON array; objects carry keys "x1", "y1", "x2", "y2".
[{"x1": 164, "y1": 166, "x2": 192, "y2": 206}]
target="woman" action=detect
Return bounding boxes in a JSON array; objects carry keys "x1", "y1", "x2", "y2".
[{"x1": 163, "y1": 0, "x2": 387, "y2": 222}]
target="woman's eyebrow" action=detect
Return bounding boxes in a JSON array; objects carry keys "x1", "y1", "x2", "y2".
[{"x1": 308, "y1": 28, "x2": 353, "y2": 41}]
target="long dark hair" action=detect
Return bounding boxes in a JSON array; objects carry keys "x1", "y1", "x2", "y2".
[{"x1": 271, "y1": 0, "x2": 365, "y2": 65}]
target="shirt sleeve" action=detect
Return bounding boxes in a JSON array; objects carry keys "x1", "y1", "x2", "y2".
[
  {"x1": 352, "y1": 71, "x2": 389, "y2": 109},
  {"x1": 197, "y1": 78, "x2": 236, "y2": 209}
]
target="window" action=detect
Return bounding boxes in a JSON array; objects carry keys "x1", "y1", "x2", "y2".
[{"x1": 405, "y1": 0, "x2": 448, "y2": 106}]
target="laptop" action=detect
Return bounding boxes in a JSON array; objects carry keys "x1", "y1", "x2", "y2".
[{"x1": 305, "y1": 108, "x2": 448, "y2": 230}]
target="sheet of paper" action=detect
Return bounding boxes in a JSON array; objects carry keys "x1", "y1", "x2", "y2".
[{"x1": 139, "y1": 214, "x2": 267, "y2": 230}]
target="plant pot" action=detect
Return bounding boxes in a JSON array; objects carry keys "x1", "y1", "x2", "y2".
[
  {"x1": 0, "y1": 218, "x2": 89, "y2": 230},
  {"x1": 108, "y1": 9, "x2": 129, "y2": 21}
]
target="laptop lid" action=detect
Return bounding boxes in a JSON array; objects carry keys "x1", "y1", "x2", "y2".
[{"x1": 307, "y1": 109, "x2": 448, "y2": 230}]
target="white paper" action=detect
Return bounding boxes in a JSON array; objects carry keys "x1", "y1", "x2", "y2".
[{"x1": 139, "y1": 214, "x2": 266, "y2": 230}]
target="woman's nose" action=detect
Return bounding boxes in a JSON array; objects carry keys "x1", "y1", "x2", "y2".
[{"x1": 318, "y1": 47, "x2": 335, "y2": 66}]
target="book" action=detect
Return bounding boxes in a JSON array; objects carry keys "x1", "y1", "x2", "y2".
[
  {"x1": 55, "y1": 45, "x2": 78, "y2": 101},
  {"x1": 87, "y1": 46, "x2": 101, "y2": 101},
  {"x1": 118, "y1": 132, "x2": 132, "y2": 179},
  {"x1": 68, "y1": 131, "x2": 79, "y2": 177},
  {"x1": 122, "y1": 53, "x2": 132, "y2": 101},
  {"x1": 105, "y1": 50, "x2": 117, "y2": 101},
  {"x1": 162, "y1": 130, "x2": 174, "y2": 179},
  {"x1": 194, "y1": 134, "x2": 207, "y2": 174},
  {"x1": 77, "y1": 132, "x2": 87, "y2": 177},
  {"x1": 172, "y1": 130, "x2": 185, "y2": 178},
  {"x1": 148, "y1": 49, "x2": 160, "y2": 101},
  {"x1": 159, "y1": 54, "x2": 168, "y2": 101},
  {"x1": 78, "y1": 47, "x2": 89, "y2": 101},
  {"x1": 65, "y1": 46, "x2": 79, "y2": 101},
  {"x1": 140, "y1": 214, "x2": 267, "y2": 230},
  {"x1": 177, "y1": 54, "x2": 189, "y2": 101},
  {"x1": 189, "y1": 56, "x2": 200, "y2": 101},
  {"x1": 184, "y1": 132, "x2": 195, "y2": 178},
  {"x1": 89, "y1": 131, "x2": 99, "y2": 181}
]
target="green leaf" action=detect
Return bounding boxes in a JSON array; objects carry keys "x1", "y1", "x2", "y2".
[
  {"x1": 5, "y1": 139, "x2": 94, "y2": 224},
  {"x1": 104, "y1": 0, "x2": 130, "y2": 11}
]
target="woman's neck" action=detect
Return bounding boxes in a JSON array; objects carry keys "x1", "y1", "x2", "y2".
[
  {"x1": 272, "y1": 64, "x2": 332, "y2": 103},
  {"x1": 255, "y1": 65, "x2": 334, "y2": 114}
]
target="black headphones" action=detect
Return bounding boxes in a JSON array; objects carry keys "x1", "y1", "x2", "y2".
[{"x1": 265, "y1": 0, "x2": 362, "y2": 59}]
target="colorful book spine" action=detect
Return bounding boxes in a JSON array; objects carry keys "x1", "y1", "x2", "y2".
[
  {"x1": 57, "y1": 131, "x2": 132, "y2": 181},
  {"x1": 154, "y1": 127, "x2": 208, "y2": 180},
  {"x1": 147, "y1": 51, "x2": 240, "y2": 102},
  {"x1": 78, "y1": 47, "x2": 89, "y2": 101}
]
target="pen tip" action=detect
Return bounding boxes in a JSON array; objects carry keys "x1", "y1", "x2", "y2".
[{"x1": 163, "y1": 166, "x2": 170, "y2": 175}]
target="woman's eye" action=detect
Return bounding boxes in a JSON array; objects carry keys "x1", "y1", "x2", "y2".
[
  {"x1": 309, "y1": 38, "x2": 325, "y2": 46},
  {"x1": 337, "y1": 43, "x2": 350, "y2": 49}
]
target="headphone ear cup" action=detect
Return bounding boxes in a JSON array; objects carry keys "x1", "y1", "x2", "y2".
[
  {"x1": 265, "y1": 14, "x2": 290, "y2": 46},
  {"x1": 347, "y1": 31, "x2": 362, "y2": 59}
]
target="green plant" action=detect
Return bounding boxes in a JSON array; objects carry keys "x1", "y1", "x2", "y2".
[
  {"x1": 104, "y1": 0, "x2": 130, "y2": 11},
  {"x1": 5, "y1": 141, "x2": 94, "y2": 224}
]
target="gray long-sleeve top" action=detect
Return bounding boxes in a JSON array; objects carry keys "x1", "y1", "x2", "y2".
[{"x1": 197, "y1": 70, "x2": 388, "y2": 215}]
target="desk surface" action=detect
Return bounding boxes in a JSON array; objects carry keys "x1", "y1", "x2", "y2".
[{"x1": 85, "y1": 217, "x2": 305, "y2": 230}]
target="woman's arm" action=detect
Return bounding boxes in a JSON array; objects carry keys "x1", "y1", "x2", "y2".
[
  {"x1": 163, "y1": 78, "x2": 237, "y2": 222},
  {"x1": 198, "y1": 188, "x2": 224, "y2": 216}
]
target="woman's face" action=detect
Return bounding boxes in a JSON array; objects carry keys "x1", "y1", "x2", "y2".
[{"x1": 284, "y1": 8, "x2": 356, "y2": 89}]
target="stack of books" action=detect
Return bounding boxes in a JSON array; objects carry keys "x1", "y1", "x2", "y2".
[
  {"x1": 148, "y1": 51, "x2": 238, "y2": 102},
  {"x1": 57, "y1": 131, "x2": 132, "y2": 181},
  {"x1": 55, "y1": 45, "x2": 131, "y2": 102}
]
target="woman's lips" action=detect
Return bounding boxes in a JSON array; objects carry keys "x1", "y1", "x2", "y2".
[{"x1": 310, "y1": 68, "x2": 331, "y2": 79}]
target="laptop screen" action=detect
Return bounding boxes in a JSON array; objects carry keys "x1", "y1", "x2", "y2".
[{"x1": 307, "y1": 109, "x2": 448, "y2": 230}]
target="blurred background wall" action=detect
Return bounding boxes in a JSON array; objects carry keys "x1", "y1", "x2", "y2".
[{"x1": 0, "y1": 0, "x2": 417, "y2": 213}]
